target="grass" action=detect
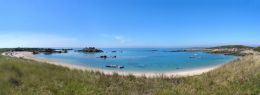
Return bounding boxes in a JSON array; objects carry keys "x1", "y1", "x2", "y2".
[
  {"x1": 0, "y1": 51, "x2": 260, "y2": 95},
  {"x1": 255, "y1": 47, "x2": 260, "y2": 52}
]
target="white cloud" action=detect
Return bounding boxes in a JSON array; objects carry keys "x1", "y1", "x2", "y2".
[
  {"x1": 99, "y1": 33, "x2": 128, "y2": 44},
  {"x1": 114, "y1": 36, "x2": 126, "y2": 44},
  {"x1": 0, "y1": 32, "x2": 81, "y2": 48}
]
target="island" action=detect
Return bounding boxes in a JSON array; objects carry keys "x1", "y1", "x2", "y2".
[{"x1": 77, "y1": 47, "x2": 103, "y2": 53}]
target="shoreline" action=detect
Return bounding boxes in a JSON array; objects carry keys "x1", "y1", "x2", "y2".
[{"x1": 2, "y1": 51, "x2": 228, "y2": 77}]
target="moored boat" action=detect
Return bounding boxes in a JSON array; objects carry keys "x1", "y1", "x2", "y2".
[{"x1": 106, "y1": 65, "x2": 124, "y2": 69}]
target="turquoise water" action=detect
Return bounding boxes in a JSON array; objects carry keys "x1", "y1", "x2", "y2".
[{"x1": 34, "y1": 48, "x2": 237, "y2": 73}]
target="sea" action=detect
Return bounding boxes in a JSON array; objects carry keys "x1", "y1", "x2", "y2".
[{"x1": 34, "y1": 48, "x2": 237, "y2": 73}]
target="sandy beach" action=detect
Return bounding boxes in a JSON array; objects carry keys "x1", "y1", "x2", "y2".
[{"x1": 2, "y1": 51, "x2": 223, "y2": 77}]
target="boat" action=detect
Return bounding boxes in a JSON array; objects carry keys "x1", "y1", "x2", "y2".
[
  {"x1": 106, "y1": 65, "x2": 124, "y2": 69},
  {"x1": 189, "y1": 54, "x2": 199, "y2": 58}
]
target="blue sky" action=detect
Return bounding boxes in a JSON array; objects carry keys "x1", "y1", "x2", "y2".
[{"x1": 0, "y1": 0, "x2": 259, "y2": 48}]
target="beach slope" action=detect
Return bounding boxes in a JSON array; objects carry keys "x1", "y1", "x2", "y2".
[
  {"x1": 0, "y1": 51, "x2": 260, "y2": 94},
  {"x1": 3, "y1": 51, "x2": 223, "y2": 77}
]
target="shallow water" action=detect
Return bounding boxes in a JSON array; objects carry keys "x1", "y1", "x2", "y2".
[{"x1": 34, "y1": 48, "x2": 237, "y2": 73}]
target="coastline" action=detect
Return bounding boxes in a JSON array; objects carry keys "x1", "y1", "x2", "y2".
[{"x1": 2, "y1": 51, "x2": 227, "y2": 78}]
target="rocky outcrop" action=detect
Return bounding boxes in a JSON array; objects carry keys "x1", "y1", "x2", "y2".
[
  {"x1": 98, "y1": 55, "x2": 117, "y2": 59},
  {"x1": 78, "y1": 47, "x2": 103, "y2": 53}
]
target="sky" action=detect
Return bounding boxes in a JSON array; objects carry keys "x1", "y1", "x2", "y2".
[{"x1": 0, "y1": 0, "x2": 259, "y2": 48}]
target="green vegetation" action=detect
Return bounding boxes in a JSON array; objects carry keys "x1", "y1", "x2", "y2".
[
  {"x1": 208, "y1": 45, "x2": 253, "y2": 49},
  {"x1": 255, "y1": 47, "x2": 260, "y2": 52},
  {"x1": 205, "y1": 45, "x2": 255, "y2": 56},
  {"x1": 0, "y1": 50, "x2": 260, "y2": 95}
]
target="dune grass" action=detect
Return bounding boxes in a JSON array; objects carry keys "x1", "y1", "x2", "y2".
[
  {"x1": 0, "y1": 52, "x2": 260, "y2": 95},
  {"x1": 255, "y1": 47, "x2": 260, "y2": 52}
]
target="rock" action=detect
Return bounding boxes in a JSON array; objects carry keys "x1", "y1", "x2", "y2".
[
  {"x1": 99, "y1": 55, "x2": 108, "y2": 59},
  {"x1": 111, "y1": 51, "x2": 117, "y2": 53},
  {"x1": 78, "y1": 47, "x2": 103, "y2": 53}
]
